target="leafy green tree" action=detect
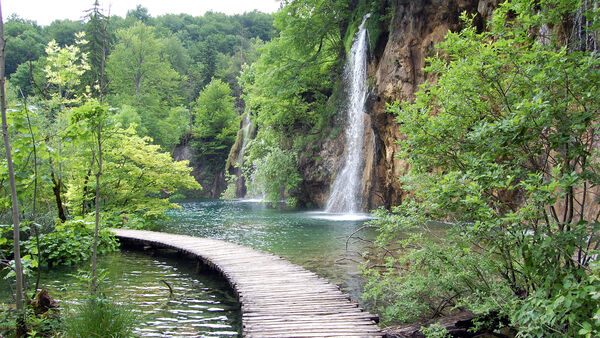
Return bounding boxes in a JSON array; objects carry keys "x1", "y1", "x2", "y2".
[
  {"x1": 364, "y1": 1, "x2": 600, "y2": 335},
  {"x1": 43, "y1": 19, "x2": 85, "y2": 47},
  {"x1": 126, "y1": 5, "x2": 152, "y2": 24},
  {"x1": 106, "y1": 22, "x2": 185, "y2": 149},
  {"x1": 65, "y1": 125, "x2": 201, "y2": 219},
  {"x1": 192, "y1": 78, "x2": 238, "y2": 174},
  {"x1": 44, "y1": 33, "x2": 91, "y2": 105},
  {"x1": 4, "y1": 16, "x2": 46, "y2": 77},
  {"x1": 10, "y1": 59, "x2": 46, "y2": 97},
  {"x1": 107, "y1": 22, "x2": 182, "y2": 106},
  {"x1": 241, "y1": 0, "x2": 349, "y2": 133},
  {"x1": 235, "y1": 0, "x2": 350, "y2": 204},
  {"x1": 245, "y1": 140, "x2": 301, "y2": 207}
]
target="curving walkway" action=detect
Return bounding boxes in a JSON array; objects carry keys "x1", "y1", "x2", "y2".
[{"x1": 112, "y1": 229, "x2": 382, "y2": 337}]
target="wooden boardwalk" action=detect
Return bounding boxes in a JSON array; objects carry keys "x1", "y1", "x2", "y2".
[{"x1": 112, "y1": 229, "x2": 382, "y2": 337}]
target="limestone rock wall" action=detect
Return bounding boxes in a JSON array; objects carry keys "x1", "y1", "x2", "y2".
[{"x1": 365, "y1": 0, "x2": 496, "y2": 209}]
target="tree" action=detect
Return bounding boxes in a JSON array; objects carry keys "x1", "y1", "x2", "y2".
[
  {"x1": 44, "y1": 33, "x2": 90, "y2": 105},
  {"x1": 4, "y1": 17, "x2": 45, "y2": 77},
  {"x1": 65, "y1": 125, "x2": 201, "y2": 218},
  {"x1": 68, "y1": 100, "x2": 106, "y2": 294},
  {"x1": 0, "y1": 3, "x2": 26, "y2": 334},
  {"x1": 192, "y1": 78, "x2": 238, "y2": 173},
  {"x1": 42, "y1": 36, "x2": 91, "y2": 221},
  {"x1": 84, "y1": 0, "x2": 110, "y2": 99},
  {"x1": 44, "y1": 19, "x2": 85, "y2": 47},
  {"x1": 240, "y1": 0, "x2": 349, "y2": 133},
  {"x1": 106, "y1": 22, "x2": 184, "y2": 149},
  {"x1": 364, "y1": 1, "x2": 600, "y2": 335}
]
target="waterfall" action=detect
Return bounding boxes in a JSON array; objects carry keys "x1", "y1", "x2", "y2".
[
  {"x1": 237, "y1": 114, "x2": 252, "y2": 165},
  {"x1": 325, "y1": 14, "x2": 370, "y2": 214}
]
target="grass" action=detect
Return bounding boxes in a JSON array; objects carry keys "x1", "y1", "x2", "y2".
[{"x1": 64, "y1": 296, "x2": 137, "y2": 337}]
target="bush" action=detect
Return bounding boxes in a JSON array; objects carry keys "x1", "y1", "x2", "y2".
[
  {"x1": 245, "y1": 144, "x2": 301, "y2": 207},
  {"x1": 363, "y1": 0, "x2": 600, "y2": 335},
  {"x1": 64, "y1": 296, "x2": 137, "y2": 338},
  {"x1": 26, "y1": 218, "x2": 119, "y2": 267},
  {"x1": 0, "y1": 303, "x2": 62, "y2": 337}
]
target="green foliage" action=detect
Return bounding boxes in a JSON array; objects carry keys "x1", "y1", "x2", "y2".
[
  {"x1": 44, "y1": 19, "x2": 85, "y2": 47},
  {"x1": 0, "y1": 304, "x2": 62, "y2": 338},
  {"x1": 106, "y1": 22, "x2": 185, "y2": 149},
  {"x1": 4, "y1": 17, "x2": 46, "y2": 77},
  {"x1": 64, "y1": 296, "x2": 137, "y2": 338},
  {"x1": 421, "y1": 323, "x2": 450, "y2": 338},
  {"x1": 194, "y1": 78, "x2": 237, "y2": 139},
  {"x1": 44, "y1": 33, "x2": 91, "y2": 105},
  {"x1": 244, "y1": 132, "x2": 301, "y2": 206},
  {"x1": 241, "y1": 0, "x2": 348, "y2": 134},
  {"x1": 220, "y1": 172, "x2": 238, "y2": 200},
  {"x1": 236, "y1": 0, "x2": 354, "y2": 203},
  {"x1": 191, "y1": 78, "x2": 238, "y2": 178},
  {"x1": 83, "y1": 1, "x2": 110, "y2": 97},
  {"x1": 65, "y1": 125, "x2": 201, "y2": 218},
  {"x1": 364, "y1": 1, "x2": 600, "y2": 335},
  {"x1": 25, "y1": 218, "x2": 119, "y2": 267}
]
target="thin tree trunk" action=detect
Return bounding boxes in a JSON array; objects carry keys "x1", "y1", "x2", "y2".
[
  {"x1": 0, "y1": 1, "x2": 26, "y2": 334},
  {"x1": 91, "y1": 10, "x2": 108, "y2": 295},
  {"x1": 22, "y1": 92, "x2": 41, "y2": 296},
  {"x1": 91, "y1": 108, "x2": 102, "y2": 295}
]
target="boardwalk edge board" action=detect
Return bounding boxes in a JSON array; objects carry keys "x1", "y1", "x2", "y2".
[{"x1": 111, "y1": 228, "x2": 382, "y2": 337}]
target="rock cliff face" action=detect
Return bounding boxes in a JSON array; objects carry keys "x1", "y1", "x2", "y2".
[
  {"x1": 366, "y1": 0, "x2": 497, "y2": 209},
  {"x1": 300, "y1": 0, "x2": 496, "y2": 210},
  {"x1": 173, "y1": 140, "x2": 226, "y2": 198}
]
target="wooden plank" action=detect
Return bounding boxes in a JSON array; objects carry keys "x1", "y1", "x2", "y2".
[{"x1": 112, "y1": 228, "x2": 382, "y2": 337}]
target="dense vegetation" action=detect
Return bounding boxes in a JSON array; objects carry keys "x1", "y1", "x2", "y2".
[
  {"x1": 0, "y1": 2, "x2": 275, "y2": 335},
  {"x1": 2, "y1": 0, "x2": 599, "y2": 336},
  {"x1": 363, "y1": 0, "x2": 600, "y2": 336}
]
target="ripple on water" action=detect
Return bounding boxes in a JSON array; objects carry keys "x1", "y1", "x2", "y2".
[{"x1": 0, "y1": 250, "x2": 241, "y2": 337}]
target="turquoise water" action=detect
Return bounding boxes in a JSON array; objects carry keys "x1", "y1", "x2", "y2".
[{"x1": 159, "y1": 199, "x2": 376, "y2": 303}]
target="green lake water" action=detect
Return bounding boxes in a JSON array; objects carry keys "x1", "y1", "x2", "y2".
[
  {"x1": 2, "y1": 199, "x2": 375, "y2": 336},
  {"x1": 158, "y1": 199, "x2": 376, "y2": 302}
]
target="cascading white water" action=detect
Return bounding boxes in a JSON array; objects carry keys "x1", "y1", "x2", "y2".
[
  {"x1": 325, "y1": 14, "x2": 370, "y2": 214},
  {"x1": 237, "y1": 114, "x2": 252, "y2": 165}
]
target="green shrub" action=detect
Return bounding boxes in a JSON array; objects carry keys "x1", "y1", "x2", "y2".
[
  {"x1": 245, "y1": 144, "x2": 301, "y2": 207},
  {"x1": 26, "y1": 218, "x2": 119, "y2": 267},
  {"x1": 363, "y1": 0, "x2": 600, "y2": 335},
  {"x1": 421, "y1": 323, "x2": 450, "y2": 338},
  {"x1": 0, "y1": 304, "x2": 62, "y2": 337},
  {"x1": 64, "y1": 296, "x2": 137, "y2": 338}
]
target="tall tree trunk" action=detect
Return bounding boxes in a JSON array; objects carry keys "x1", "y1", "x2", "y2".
[
  {"x1": 0, "y1": 1, "x2": 26, "y2": 335},
  {"x1": 91, "y1": 110, "x2": 102, "y2": 295},
  {"x1": 22, "y1": 92, "x2": 41, "y2": 296},
  {"x1": 91, "y1": 11, "x2": 108, "y2": 295}
]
